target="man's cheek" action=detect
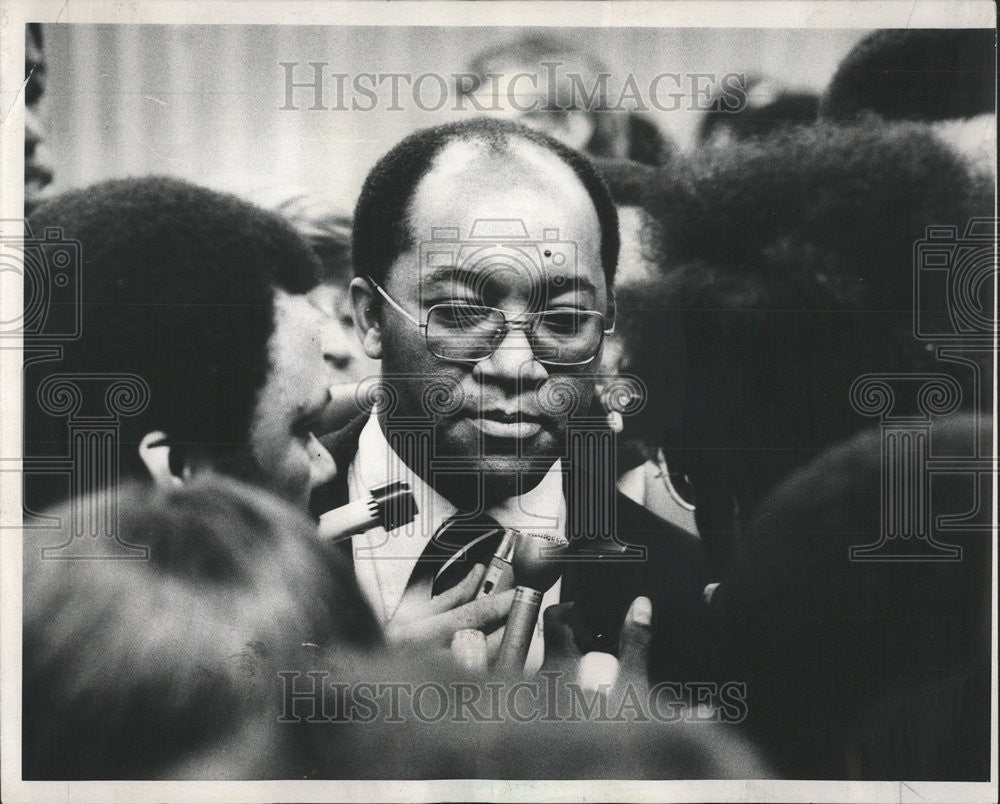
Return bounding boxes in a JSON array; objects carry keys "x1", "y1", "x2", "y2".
[{"x1": 539, "y1": 375, "x2": 595, "y2": 421}]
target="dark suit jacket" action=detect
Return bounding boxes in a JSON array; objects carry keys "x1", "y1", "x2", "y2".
[{"x1": 311, "y1": 415, "x2": 716, "y2": 684}]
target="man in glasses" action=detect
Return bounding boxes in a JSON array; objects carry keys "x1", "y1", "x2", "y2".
[{"x1": 313, "y1": 118, "x2": 711, "y2": 682}]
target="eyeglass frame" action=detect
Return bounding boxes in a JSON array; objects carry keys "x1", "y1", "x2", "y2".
[{"x1": 365, "y1": 276, "x2": 615, "y2": 367}]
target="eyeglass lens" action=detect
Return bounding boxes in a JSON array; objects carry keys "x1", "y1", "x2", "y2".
[{"x1": 425, "y1": 303, "x2": 604, "y2": 364}]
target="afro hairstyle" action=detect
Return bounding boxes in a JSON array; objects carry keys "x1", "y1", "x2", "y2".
[
  {"x1": 24, "y1": 176, "x2": 322, "y2": 491},
  {"x1": 639, "y1": 123, "x2": 991, "y2": 559}
]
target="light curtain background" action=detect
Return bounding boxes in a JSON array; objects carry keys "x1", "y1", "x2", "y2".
[{"x1": 43, "y1": 25, "x2": 868, "y2": 210}]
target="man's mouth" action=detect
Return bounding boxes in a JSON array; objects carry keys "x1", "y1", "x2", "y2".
[{"x1": 471, "y1": 409, "x2": 545, "y2": 439}]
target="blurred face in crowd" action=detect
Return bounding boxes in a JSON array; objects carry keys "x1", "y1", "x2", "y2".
[
  {"x1": 358, "y1": 138, "x2": 610, "y2": 504},
  {"x1": 25, "y1": 24, "x2": 54, "y2": 211},
  {"x1": 246, "y1": 290, "x2": 340, "y2": 507},
  {"x1": 930, "y1": 114, "x2": 996, "y2": 177},
  {"x1": 467, "y1": 66, "x2": 598, "y2": 153},
  {"x1": 307, "y1": 281, "x2": 381, "y2": 383}
]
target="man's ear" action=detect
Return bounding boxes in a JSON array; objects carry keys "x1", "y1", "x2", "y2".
[
  {"x1": 139, "y1": 431, "x2": 183, "y2": 488},
  {"x1": 350, "y1": 277, "x2": 382, "y2": 360}
]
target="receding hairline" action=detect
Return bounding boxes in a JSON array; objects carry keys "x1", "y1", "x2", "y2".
[{"x1": 399, "y1": 133, "x2": 601, "y2": 250}]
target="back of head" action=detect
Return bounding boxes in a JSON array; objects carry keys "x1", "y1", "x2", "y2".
[
  {"x1": 722, "y1": 414, "x2": 991, "y2": 778},
  {"x1": 24, "y1": 177, "x2": 321, "y2": 494},
  {"x1": 821, "y1": 29, "x2": 996, "y2": 123},
  {"x1": 23, "y1": 474, "x2": 380, "y2": 779},
  {"x1": 640, "y1": 123, "x2": 990, "y2": 556}
]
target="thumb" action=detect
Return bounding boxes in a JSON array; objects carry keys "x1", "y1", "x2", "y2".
[
  {"x1": 540, "y1": 602, "x2": 582, "y2": 674},
  {"x1": 451, "y1": 628, "x2": 488, "y2": 675},
  {"x1": 617, "y1": 596, "x2": 652, "y2": 691}
]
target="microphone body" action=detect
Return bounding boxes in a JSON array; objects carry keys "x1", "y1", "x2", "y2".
[{"x1": 493, "y1": 530, "x2": 568, "y2": 675}]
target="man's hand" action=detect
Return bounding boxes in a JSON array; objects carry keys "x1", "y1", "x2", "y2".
[
  {"x1": 616, "y1": 595, "x2": 653, "y2": 690},
  {"x1": 538, "y1": 601, "x2": 583, "y2": 674},
  {"x1": 384, "y1": 563, "x2": 515, "y2": 665},
  {"x1": 540, "y1": 595, "x2": 653, "y2": 695}
]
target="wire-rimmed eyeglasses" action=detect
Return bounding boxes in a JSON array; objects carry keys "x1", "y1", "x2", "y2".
[{"x1": 367, "y1": 276, "x2": 614, "y2": 367}]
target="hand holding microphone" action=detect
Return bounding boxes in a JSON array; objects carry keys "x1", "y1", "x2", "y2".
[{"x1": 493, "y1": 530, "x2": 569, "y2": 676}]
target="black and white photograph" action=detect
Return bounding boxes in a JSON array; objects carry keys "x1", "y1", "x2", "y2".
[{"x1": 1, "y1": 2, "x2": 996, "y2": 802}]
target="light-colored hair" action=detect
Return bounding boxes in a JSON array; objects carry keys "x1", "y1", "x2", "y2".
[{"x1": 23, "y1": 474, "x2": 380, "y2": 779}]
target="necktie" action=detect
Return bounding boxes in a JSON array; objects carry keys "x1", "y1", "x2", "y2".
[{"x1": 410, "y1": 513, "x2": 507, "y2": 597}]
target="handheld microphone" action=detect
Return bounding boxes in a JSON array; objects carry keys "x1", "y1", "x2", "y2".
[
  {"x1": 317, "y1": 481, "x2": 418, "y2": 542},
  {"x1": 493, "y1": 530, "x2": 568, "y2": 676}
]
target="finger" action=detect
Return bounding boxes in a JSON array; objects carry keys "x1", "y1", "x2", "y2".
[
  {"x1": 540, "y1": 602, "x2": 582, "y2": 673},
  {"x1": 451, "y1": 629, "x2": 488, "y2": 675},
  {"x1": 577, "y1": 651, "x2": 619, "y2": 693},
  {"x1": 423, "y1": 563, "x2": 486, "y2": 616},
  {"x1": 484, "y1": 626, "x2": 505, "y2": 664},
  {"x1": 447, "y1": 588, "x2": 516, "y2": 632},
  {"x1": 617, "y1": 596, "x2": 653, "y2": 690},
  {"x1": 411, "y1": 588, "x2": 516, "y2": 646}
]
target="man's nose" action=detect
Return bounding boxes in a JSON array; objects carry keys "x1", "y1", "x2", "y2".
[
  {"x1": 318, "y1": 318, "x2": 356, "y2": 376},
  {"x1": 474, "y1": 326, "x2": 548, "y2": 383},
  {"x1": 25, "y1": 109, "x2": 46, "y2": 155}
]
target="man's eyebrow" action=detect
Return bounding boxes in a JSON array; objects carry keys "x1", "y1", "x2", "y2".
[
  {"x1": 423, "y1": 267, "x2": 597, "y2": 295},
  {"x1": 423, "y1": 266, "x2": 479, "y2": 287}
]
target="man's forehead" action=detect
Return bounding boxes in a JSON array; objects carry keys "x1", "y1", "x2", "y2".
[{"x1": 409, "y1": 138, "x2": 598, "y2": 239}]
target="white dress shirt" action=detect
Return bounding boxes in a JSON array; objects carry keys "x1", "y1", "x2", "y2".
[{"x1": 348, "y1": 411, "x2": 564, "y2": 674}]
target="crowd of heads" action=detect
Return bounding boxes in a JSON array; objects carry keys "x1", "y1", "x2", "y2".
[{"x1": 20, "y1": 26, "x2": 994, "y2": 782}]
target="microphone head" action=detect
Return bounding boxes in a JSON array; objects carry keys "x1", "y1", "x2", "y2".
[{"x1": 510, "y1": 530, "x2": 569, "y2": 591}]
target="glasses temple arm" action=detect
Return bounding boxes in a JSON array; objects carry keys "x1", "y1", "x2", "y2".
[
  {"x1": 603, "y1": 290, "x2": 617, "y2": 335},
  {"x1": 366, "y1": 276, "x2": 423, "y2": 328}
]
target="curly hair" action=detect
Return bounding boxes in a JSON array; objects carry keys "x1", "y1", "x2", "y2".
[
  {"x1": 639, "y1": 123, "x2": 991, "y2": 565},
  {"x1": 24, "y1": 176, "x2": 322, "y2": 490}
]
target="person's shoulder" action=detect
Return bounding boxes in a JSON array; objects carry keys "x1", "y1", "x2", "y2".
[{"x1": 615, "y1": 489, "x2": 702, "y2": 555}]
